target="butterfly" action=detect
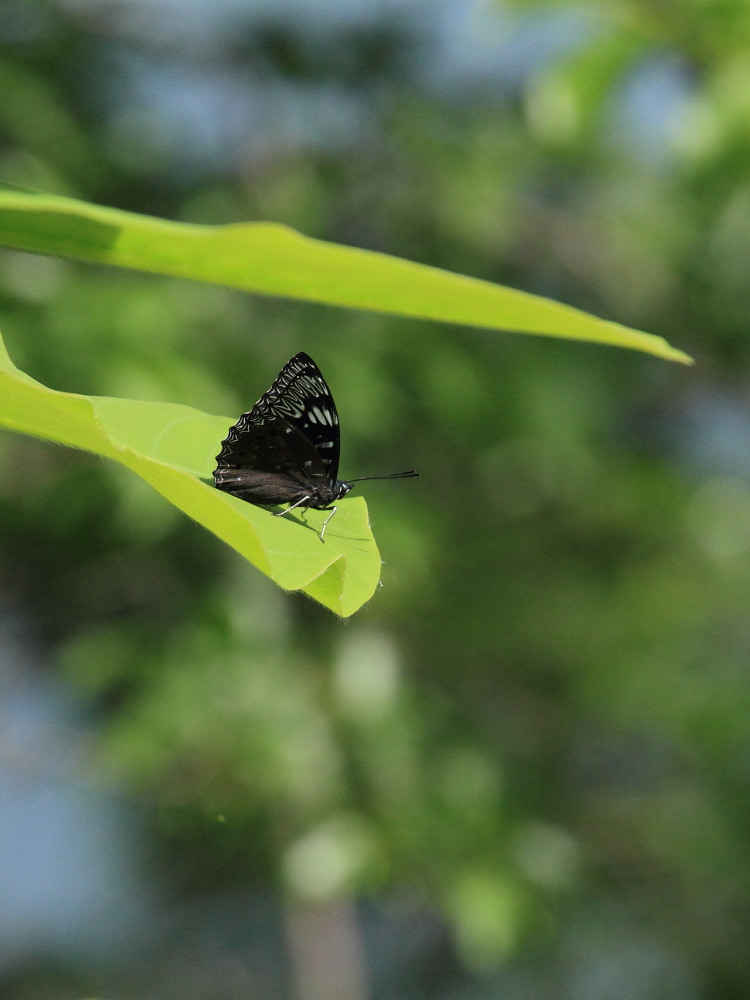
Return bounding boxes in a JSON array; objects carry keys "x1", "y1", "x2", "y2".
[{"x1": 213, "y1": 352, "x2": 418, "y2": 540}]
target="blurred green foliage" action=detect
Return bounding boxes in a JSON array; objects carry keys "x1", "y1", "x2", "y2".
[{"x1": 3, "y1": 0, "x2": 750, "y2": 997}]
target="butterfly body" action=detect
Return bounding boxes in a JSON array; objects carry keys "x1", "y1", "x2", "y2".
[{"x1": 213, "y1": 352, "x2": 417, "y2": 539}]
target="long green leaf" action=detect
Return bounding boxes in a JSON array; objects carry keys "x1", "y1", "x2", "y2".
[
  {"x1": 0, "y1": 331, "x2": 381, "y2": 617},
  {"x1": 0, "y1": 184, "x2": 691, "y2": 363}
]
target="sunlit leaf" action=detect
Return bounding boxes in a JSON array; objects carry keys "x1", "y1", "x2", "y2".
[
  {"x1": 0, "y1": 184, "x2": 691, "y2": 363},
  {"x1": 0, "y1": 330, "x2": 381, "y2": 616}
]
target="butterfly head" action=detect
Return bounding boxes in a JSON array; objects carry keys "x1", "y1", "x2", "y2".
[{"x1": 333, "y1": 480, "x2": 354, "y2": 500}]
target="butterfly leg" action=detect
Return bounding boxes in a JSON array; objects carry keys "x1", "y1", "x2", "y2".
[
  {"x1": 274, "y1": 496, "x2": 311, "y2": 520},
  {"x1": 319, "y1": 506, "x2": 337, "y2": 542},
  {"x1": 273, "y1": 497, "x2": 335, "y2": 541}
]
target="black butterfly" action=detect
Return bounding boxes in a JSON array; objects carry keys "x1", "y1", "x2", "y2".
[{"x1": 213, "y1": 352, "x2": 418, "y2": 540}]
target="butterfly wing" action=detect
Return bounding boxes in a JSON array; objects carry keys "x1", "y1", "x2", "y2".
[
  {"x1": 213, "y1": 353, "x2": 341, "y2": 507},
  {"x1": 214, "y1": 414, "x2": 329, "y2": 504},
  {"x1": 249, "y1": 352, "x2": 341, "y2": 482}
]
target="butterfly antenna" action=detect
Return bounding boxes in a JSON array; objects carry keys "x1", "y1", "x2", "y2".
[{"x1": 347, "y1": 471, "x2": 419, "y2": 483}]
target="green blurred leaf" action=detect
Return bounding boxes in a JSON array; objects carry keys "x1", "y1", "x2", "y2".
[
  {"x1": 0, "y1": 184, "x2": 691, "y2": 362},
  {"x1": 0, "y1": 329, "x2": 381, "y2": 616}
]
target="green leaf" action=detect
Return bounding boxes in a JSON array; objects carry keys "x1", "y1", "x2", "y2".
[
  {"x1": 0, "y1": 330, "x2": 381, "y2": 617},
  {"x1": 0, "y1": 184, "x2": 691, "y2": 363}
]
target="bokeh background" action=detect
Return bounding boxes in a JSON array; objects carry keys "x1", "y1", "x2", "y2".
[{"x1": 2, "y1": 1, "x2": 750, "y2": 997}]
